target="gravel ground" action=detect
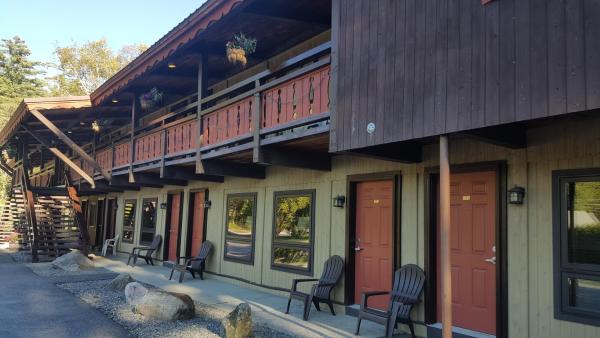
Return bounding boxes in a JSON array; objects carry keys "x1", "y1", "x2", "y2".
[
  {"x1": 57, "y1": 279, "x2": 296, "y2": 338},
  {"x1": 26, "y1": 262, "x2": 114, "y2": 277}
]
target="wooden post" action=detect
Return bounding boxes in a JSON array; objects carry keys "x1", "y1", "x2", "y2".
[
  {"x1": 129, "y1": 97, "x2": 137, "y2": 183},
  {"x1": 20, "y1": 141, "x2": 39, "y2": 262},
  {"x1": 439, "y1": 135, "x2": 452, "y2": 338},
  {"x1": 195, "y1": 54, "x2": 207, "y2": 174},
  {"x1": 65, "y1": 174, "x2": 90, "y2": 255},
  {"x1": 159, "y1": 127, "x2": 167, "y2": 178},
  {"x1": 252, "y1": 79, "x2": 263, "y2": 163}
]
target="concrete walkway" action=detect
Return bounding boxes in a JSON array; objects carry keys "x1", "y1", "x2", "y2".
[
  {"x1": 94, "y1": 255, "x2": 414, "y2": 338},
  {"x1": 0, "y1": 251, "x2": 129, "y2": 338}
]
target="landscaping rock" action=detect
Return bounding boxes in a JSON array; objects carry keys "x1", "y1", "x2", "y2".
[
  {"x1": 105, "y1": 273, "x2": 135, "y2": 291},
  {"x1": 124, "y1": 282, "x2": 148, "y2": 306},
  {"x1": 134, "y1": 290, "x2": 195, "y2": 321},
  {"x1": 51, "y1": 250, "x2": 95, "y2": 271},
  {"x1": 222, "y1": 303, "x2": 253, "y2": 338}
]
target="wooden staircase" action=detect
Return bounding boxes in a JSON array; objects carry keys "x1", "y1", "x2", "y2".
[{"x1": 33, "y1": 194, "x2": 81, "y2": 260}]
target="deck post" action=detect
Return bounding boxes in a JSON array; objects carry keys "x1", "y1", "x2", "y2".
[
  {"x1": 128, "y1": 97, "x2": 137, "y2": 183},
  {"x1": 439, "y1": 135, "x2": 452, "y2": 338},
  {"x1": 20, "y1": 141, "x2": 39, "y2": 262},
  {"x1": 252, "y1": 78, "x2": 262, "y2": 163},
  {"x1": 195, "y1": 53, "x2": 207, "y2": 174}
]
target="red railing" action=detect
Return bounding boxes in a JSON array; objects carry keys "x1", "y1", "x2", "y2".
[
  {"x1": 82, "y1": 161, "x2": 94, "y2": 177},
  {"x1": 262, "y1": 65, "x2": 330, "y2": 129},
  {"x1": 135, "y1": 131, "x2": 162, "y2": 162},
  {"x1": 202, "y1": 97, "x2": 253, "y2": 146},
  {"x1": 114, "y1": 142, "x2": 131, "y2": 167},
  {"x1": 70, "y1": 159, "x2": 82, "y2": 180},
  {"x1": 95, "y1": 148, "x2": 113, "y2": 173},
  {"x1": 167, "y1": 118, "x2": 199, "y2": 155}
]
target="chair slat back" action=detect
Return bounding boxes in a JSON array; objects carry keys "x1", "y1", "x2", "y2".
[
  {"x1": 150, "y1": 235, "x2": 162, "y2": 250},
  {"x1": 314, "y1": 255, "x2": 344, "y2": 298},
  {"x1": 192, "y1": 241, "x2": 212, "y2": 270},
  {"x1": 389, "y1": 264, "x2": 425, "y2": 317}
]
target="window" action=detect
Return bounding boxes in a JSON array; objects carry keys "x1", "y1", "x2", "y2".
[
  {"x1": 140, "y1": 198, "x2": 158, "y2": 245},
  {"x1": 271, "y1": 190, "x2": 315, "y2": 274},
  {"x1": 122, "y1": 199, "x2": 137, "y2": 243},
  {"x1": 224, "y1": 193, "x2": 256, "y2": 264},
  {"x1": 553, "y1": 169, "x2": 600, "y2": 326}
]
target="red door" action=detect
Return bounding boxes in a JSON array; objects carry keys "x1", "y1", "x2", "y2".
[
  {"x1": 354, "y1": 180, "x2": 394, "y2": 310},
  {"x1": 167, "y1": 193, "x2": 181, "y2": 261},
  {"x1": 437, "y1": 171, "x2": 497, "y2": 335},
  {"x1": 190, "y1": 191, "x2": 206, "y2": 255}
]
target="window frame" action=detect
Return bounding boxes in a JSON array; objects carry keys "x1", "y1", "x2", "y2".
[
  {"x1": 270, "y1": 189, "x2": 316, "y2": 275},
  {"x1": 223, "y1": 192, "x2": 257, "y2": 265},
  {"x1": 139, "y1": 197, "x2": 158, "y2": 245},
  {"x1": 121, "y1": 199, "x2": 137, "y2": 244},
  {"x1": 553, "y1": 168, "x2": 600, "y2": 326}
]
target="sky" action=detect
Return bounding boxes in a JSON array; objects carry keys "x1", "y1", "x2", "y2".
[{"x1": 0, "y1": 0, "x2": 206, "y2": 64}]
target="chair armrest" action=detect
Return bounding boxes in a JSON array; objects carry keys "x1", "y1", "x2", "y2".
[
  {"x1": 390, "y1": 291, "x2": 421, "y2": 305},
  {"x1": 360, "y1": 291, "x2": 390, "y2": 309},
  {"x1": 176, "y1": 256, "x2": 193, "y2": 263},
  {"x1": 316, "y1": 281, "x2": 337, "y2": 288},
  {"x1": 291, "y1": 278, "x2": 319, "y2": 291}
]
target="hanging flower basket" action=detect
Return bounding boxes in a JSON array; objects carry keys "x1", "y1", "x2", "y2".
[
  {"x1": 226, "y1": 33, "x2": 257, "y2": 67},
  {"x1": 139, "y1": 87, "x2": 163, "y2": 111}
]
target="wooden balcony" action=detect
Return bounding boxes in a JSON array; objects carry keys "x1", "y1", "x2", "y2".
[{"x1": 72, "y1": 42, "x2": 332, "y2": 182}]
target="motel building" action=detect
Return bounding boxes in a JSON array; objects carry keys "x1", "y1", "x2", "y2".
[{"x1": 1, "y1": 1, "x2": 600, "y2": 337}]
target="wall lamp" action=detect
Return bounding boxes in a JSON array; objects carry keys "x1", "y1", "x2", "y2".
[
  {"x1": 332, "y1": 195, "x2": 346, "y2": 208},
  {"x1": 507, "y1": 186, "x2": 525, "y2": 205},
  {"x1": 204, "y1": 200, "x2": 212, "y2": 209},
  {"x1": 160, "y1": 202, "x2": 168, "y2": 210}
]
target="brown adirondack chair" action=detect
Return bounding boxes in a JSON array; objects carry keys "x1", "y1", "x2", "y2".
[
  {"x1": 127, "y1": 235, "x2": 162, "y2": 266},
  {"x1": 285, "y1": 255, "x2": 344, "y2": 321},
  {"x1": 169, "y1": 240, "x2": 212, "y2": 283},
  {"x1": 355, "y1": 264, "x2": 425, "y2": 338}
]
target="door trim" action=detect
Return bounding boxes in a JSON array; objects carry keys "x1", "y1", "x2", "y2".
[
  {"x1": 424, "y1": 161, "x2": 508, "y2": 338},
  {"x1": 345, "y1": 171, "x2": 402, "y2": 305},
  {"x1": 163, "y1": 192, "x2": 184, "y2": 261},
  {"x1": 186, "y1": 188, "x2": 209, "y2": 257}
]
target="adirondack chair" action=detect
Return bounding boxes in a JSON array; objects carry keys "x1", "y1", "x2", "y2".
[
  {"x1": 169, "y1": 240, "x2": 213, "y2": 283},
  {"x1": 101, "y1": 234, "x2": 119, "y2": 257},
  {"x1": 285, "y1": 255, "x2": 344, "y2": 321},
  {"x1": 355, "y1": 264, "x2": 425, "y2": 338},
  {"x1": 127, "y1": 235, "x2": 162, "y2": 266}
]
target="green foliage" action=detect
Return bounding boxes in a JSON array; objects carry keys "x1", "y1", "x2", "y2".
[
  {"x1": 226, "y1": 33, "x2": 257, "y2": 54},
  {"x1": 275, "y1": 195, "x2": 311, "y2": 242},
  {"x1": 227, "y1": 197, "x2": 254, "y2": 235},
  {"x1": 49, "y1": 39, "x2": 147, "y2": 95}
]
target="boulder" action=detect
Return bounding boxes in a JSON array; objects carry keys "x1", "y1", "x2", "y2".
[
  {"x1": 51, "y1": 250, "x2": 95, "y2": 271},
  {"x1": 124, "y1": 282, "x2": 148, "y2": 306},
  {"x1": 222, "y1": 303, "x2": 253, "y2": 338},
  {"x1": 105, "y1": 273, "x2": 135, "y2": 291},
  {"x1": 135, "y1": 290, "x2": 195, "y2": 321}
]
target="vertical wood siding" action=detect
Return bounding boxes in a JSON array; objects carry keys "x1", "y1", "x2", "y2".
[{"x1": 331, "y1": 0, "x2": 600, "y2": 152}]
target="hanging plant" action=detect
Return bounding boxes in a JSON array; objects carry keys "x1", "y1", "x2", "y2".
[
  {"x1": 139, "y1": 87, "x2": 163, "y2": 111},
  {"x1": 226, "y1": 33, "x2": 257, "y2": 67}
]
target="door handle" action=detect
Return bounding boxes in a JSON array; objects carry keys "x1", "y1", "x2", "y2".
[
  {"x1": 354, "y1": 246, "x2": 363, "y2": 252},
  {"x1": 484, "y1": 256, "x2": 496, "y2": 265}
]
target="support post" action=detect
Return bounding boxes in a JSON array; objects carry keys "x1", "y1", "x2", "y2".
[
  {"x1": 65, "y1": 174, "x2": 90, "y2": 255},
  {"x1": 252, "y1": 79, "x2": 263, "y2": 163},
  {"x1": 439, "y1": 135, "x2": 452, "y2": 338},
  {"x1": 128, "y1": 97, "x2": 137, "y2": 182},
  {"x1": 20, "y1": 141, "x2": 39, "y2": 262},
  {"x1": 195, "y1": 53, "x2": 207, "y2": 174}
]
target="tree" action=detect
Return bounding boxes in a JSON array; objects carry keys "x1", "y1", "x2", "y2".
[{"x1": 49, "y1": 39, "x2": 147, "y2": 96}]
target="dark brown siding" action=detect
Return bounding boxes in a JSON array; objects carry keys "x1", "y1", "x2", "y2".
[{"x1": 330, "y1": 0, "x2": 600, "y2": 152}]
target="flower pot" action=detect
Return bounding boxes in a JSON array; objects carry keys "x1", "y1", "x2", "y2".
[{"x1": 227, "y1": 47, "x2": 247, "y2": 66}]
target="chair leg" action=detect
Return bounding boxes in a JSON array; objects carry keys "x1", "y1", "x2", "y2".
[
  {"x1": 150, "y1": 257, "x2": 154, "y2": 266},
  {"x1": 408, "y1": 321, "x2": 416, "y2": 338},
  {"x1": 312, "y1": 298, "x2": 321, "y2": 312},
  {"x1": 385, "y1": 302, "x2": 401, "y2": 338},
  {"x1": 169, "y1": 268, "x2": 174, "y2": 280},
  {"x1": 303, "y1": 294, "x2": 313, "y2": 321},
  {"x1": 190, "y1": 271, "x2": 196, "y2": 279},
  {"x1": 285, "y1": 295, "x2": 292, "y2": 314},
  {"x1": 326, "y1": 300, "x2": 336, "y2": 316},
  {"x1": 179, "y1": 270, "x2": 185, "y2": 283},
  {"x1": 199, "y1": 268, "x2": 204, "y2": 280},
  {"x1": 355, "y1": 315, "x2": 362, "y2": 335},
  {"x1": 127, "y1": 253, "x2": 132, "y2": 266}
]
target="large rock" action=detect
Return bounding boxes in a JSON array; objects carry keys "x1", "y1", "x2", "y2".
[
  {"x1": 222, "y1": 303, "x2": 253, "y2": 338},
  {"x1": 105, "y1": 273, "x2": 135, "y2": 291},
  {"x1": 124, "y1": 282, "x2": 148, "y2": 306},
  {"x1": 51, "y1": 250, "x2": 95, "y2": 271},
  {"x1": 125, "y1": 282, "x2": 195, "y2": 321}
]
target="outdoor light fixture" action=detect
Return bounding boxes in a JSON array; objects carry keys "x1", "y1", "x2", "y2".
[
  {"x1": 91, "y1": 120, "x2": 101, "y2": 133},
  {"x1": 167, "y1": 63, "x2": 176, "y2": 69},
  {"x1": 160, "y1": 202, "x2": 168, "y2": 209},
  {"x1": 333, "y1": 195, "x2": 346, "y2": 208},
  {"x1": 112, "y1": 203, "x2": 118, "y2": 210},
  {"x1": 111, "y1": 99, "x2": 119, "y2": 103},
  {"x1": 67, "y1": 130, "x2": 72, "y2": 134},
  {"x1": 508, "y1": 186, "x2": 525, "y2": 205},
  {"x1": 204, "y1": 200, "x2": 212, "y2": 209}
]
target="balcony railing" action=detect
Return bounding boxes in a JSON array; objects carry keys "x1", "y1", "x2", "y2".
[{"x1": 72, "y1": 42, "x2": 331, "y2": 180}]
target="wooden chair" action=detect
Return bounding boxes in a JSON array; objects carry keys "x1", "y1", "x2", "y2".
[
  {"x1": 355, "y1": 264, "x2": 425, "y2": 338},
  {"x1": 169, "y1": 240, "x2": 212, "y2": 283},
  {"x1": 101, "y1": 234, "x2": 119, "y2": 256},
  {"x1": 127, "y1": 235, "x2": 162, "y2": 266},
  {"x1": 285, "y1": 255, "x2": 344, "y2": 321}
]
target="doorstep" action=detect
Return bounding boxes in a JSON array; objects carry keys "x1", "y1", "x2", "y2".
[{"x1": 427, "y1": 323, "x2": 495, "y2": 338}]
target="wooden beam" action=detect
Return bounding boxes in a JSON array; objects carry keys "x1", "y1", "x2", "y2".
[
  {"x1": 198, "y1": 159, "x2": 265, "y2": 179},
  {"x1": 130, "y1": 172, "x2": 187, "y2": 186},
  {"x1": 65, "y1": 174, "x2": 91, "y2": 256},
  {"x1": 160, "y1": 166, "x2": 224, "y2": 182},
  {"x1": 252, "y1": 85, "x2": 263, "y2": 163},
  {"x1": 21, "y1": 125, "x2": 96, "y2": 188},
  {"x1": 349, "y1": 141, "x2": 422, "y2": 163},
  {"x1": 128, "y1": 98, "x2": 137, "y2": 181},
  {"x1": 29, "y1": 109, "x2": 110, "y2": 181},
  {"x1": 195, "y1": 53, "x2": 207, "y2": 175},
  {"x1": 439, "y1": 135, "x2": 452, "y2": 338},
  {"x1": 260, "y1": 148, "x2": 331, "y2": 171},
  {"x1": 20, "y1": 144, "x2": 39, "y2": 262},
  {"x1": 460, "y1": 124, "x2": 527, "y2": 149}
]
